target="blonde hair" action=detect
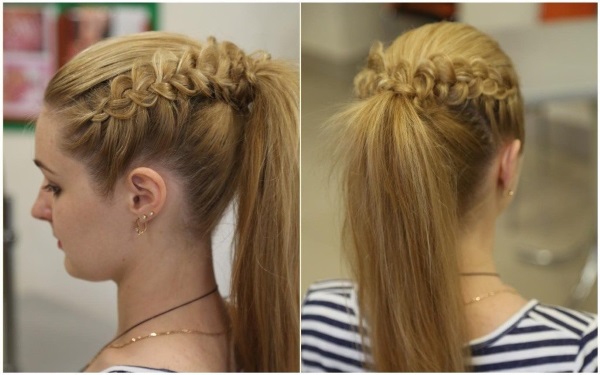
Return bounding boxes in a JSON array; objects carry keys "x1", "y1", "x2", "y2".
[
  {"x1": 44, "y1": 32, "x2": 298, "y2": 372},
  {"x1": 330, "y1": 22, "x2": 524, "y2": 371}
]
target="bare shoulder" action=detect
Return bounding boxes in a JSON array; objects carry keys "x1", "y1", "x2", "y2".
[{"x1": 86, "y1": 334, "x2": 231, "y2": 372}]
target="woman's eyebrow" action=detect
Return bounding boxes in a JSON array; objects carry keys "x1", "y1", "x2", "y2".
[{"x1": 33, "y1": 159, "x2": 56, "y2": 175}]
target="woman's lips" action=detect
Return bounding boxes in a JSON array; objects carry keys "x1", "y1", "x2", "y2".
[{"x1": 58, "y1": 240, "x2": 62, "y2": 249}]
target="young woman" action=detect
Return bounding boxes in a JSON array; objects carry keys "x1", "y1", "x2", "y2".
[
  {"x1": 31, "y1": 31, "x2": 298, "y2": 372},
  {"x1": 301, "y1": 22, "x2": 597, "y2": 372}
]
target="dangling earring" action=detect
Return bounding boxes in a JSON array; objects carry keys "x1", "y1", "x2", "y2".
[{"x1": 135, "y1": 211, "x2": 154, "y2": 235}]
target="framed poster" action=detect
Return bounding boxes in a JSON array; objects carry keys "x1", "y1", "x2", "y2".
[
  {"x1": 58, "y1": 5, "x2": 152, "y2": 67},
  {"x1": 3, "y1": 3, "x2": 158, "y2": 125},
  {"x1": 3, "y1": 5, "x2": 57, "y2": 121}
]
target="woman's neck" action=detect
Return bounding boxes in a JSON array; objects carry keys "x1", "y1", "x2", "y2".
[
  {"x1": 458, "y1": 217, "x2": 497, "y2": 276},
  {"x1": 84, "y1": 234, "x2": 232, "y2": 372},
  {"x1": 457, "y1": 202, "x2": 529, "y2": 341},
  {"x1": 114, "y1": 234, "x2": 224, "y2": 338},
  {"x1": 457, "y1": 202, "x2": 511, "y2": 299}
]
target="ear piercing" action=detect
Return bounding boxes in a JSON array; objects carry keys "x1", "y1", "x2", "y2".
[
  {"x1": 135, "y1": 211, "x2": 154, "y2": 235},
  {"x1": 506, "y1": 190, "x2": 514, "y2": 196}
]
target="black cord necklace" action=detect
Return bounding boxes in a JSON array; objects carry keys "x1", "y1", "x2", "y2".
[
  {"x1": 115, "y1": 286, "x2": 219, "y2": 341},
  {"x1": 83, "y1": 286, "x2": 219, "y2": 371}
]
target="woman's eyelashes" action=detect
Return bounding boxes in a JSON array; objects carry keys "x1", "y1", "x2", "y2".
[{"x1": 43, "y1": 183, "x2": 62, "y2": 197}]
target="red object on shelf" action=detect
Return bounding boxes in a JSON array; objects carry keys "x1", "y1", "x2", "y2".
[
  {"x1": 541, "y1": 3, "x2": 597, "y2": 22},
  {"x1": 58, "y1": 7, "x2": 110, "y2": 67},
  {"x1": 388, "y1": 3, "x2": 456, "y2": 20}
]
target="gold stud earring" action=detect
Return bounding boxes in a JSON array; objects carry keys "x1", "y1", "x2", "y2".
[{"x1": 506, "y1": 190, "x2": 514, "y2": 197}]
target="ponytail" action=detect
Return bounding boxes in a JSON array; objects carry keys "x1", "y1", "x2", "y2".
[
  {"x1": 231, "y1": 59, "x2": 299, "y2": 371},
  {"x1": 330, "y1": 22, "x2": 523, "y2": 371},
  {"x1": 332, "y1": 92, "x2": 468, "y2": 371}
]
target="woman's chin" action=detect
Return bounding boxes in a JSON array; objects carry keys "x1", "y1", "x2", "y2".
[
  {"x1": 63, "y1": 257, "x2": 82, "y2": 278},
  {"x1": 63, "y1": 257, "x2": 103, "y2": 281}
]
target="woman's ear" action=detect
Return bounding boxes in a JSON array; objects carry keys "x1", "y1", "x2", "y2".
[
  {"x1": 498, "y1": 139, "x2": 522, "y2": 193},
  {"x1": 125, "y1": 167, "x2": 167, "y2": 219}
]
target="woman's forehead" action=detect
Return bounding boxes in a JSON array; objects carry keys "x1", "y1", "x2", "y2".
[
  {"x1": 34, "y1": 108, "x2": 59, "y2": 147},
  {"x1": 33, "y1": 108, "x2": 72, "y2": 174}
]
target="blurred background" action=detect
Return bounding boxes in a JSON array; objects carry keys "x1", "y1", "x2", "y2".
[
  {"x1": 3, "y1": 3, "x2": 298, "y2": 372},
  {"x1": 301, "y1": 2, "x2": 597, "y2": 316}
]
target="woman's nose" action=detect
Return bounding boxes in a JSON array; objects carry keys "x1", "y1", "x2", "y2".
[{"x1": 31, "y1": 187, "x2": 52, "y2": 222}]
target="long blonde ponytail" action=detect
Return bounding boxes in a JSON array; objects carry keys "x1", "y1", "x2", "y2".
[
  {"x1": 231, "y1": 57, "x2": 299, "y2": 371},
  {"x1": 330, "y1": 22, "x2": 524, "y2": 371}
]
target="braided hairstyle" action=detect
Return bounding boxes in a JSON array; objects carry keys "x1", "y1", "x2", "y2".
[
  {"x1": 330, "y1": 22, "x2": 523, "y2": 371},
  {"x1": 44, "y1": 32, "x2": 298, "y2": 372}
]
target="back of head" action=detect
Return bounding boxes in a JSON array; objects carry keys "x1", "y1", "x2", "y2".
[
  {"x1": 44, "y1": 31, "x2": 299, "y2": 371},
  {"x1": 331, "y1": 22, "x2": 523, "y2": 371}
]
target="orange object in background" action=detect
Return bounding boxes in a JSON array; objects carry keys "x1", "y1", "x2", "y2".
[{"x1": 541, "y1": 3, "x2": 597, "y2": 22}]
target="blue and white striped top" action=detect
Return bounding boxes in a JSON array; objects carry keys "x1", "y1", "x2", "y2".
[
  {"x1": 302, "y1": 280, "x2": 598, "y2": 372},
  {"x1": 101, "y1": 365, "x2": 175, "y2": 372}
]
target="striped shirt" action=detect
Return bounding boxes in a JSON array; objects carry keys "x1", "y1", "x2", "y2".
[
  {"x1": 101, "y1": 365, "x2": 175, "y2": 372},
  {"x1": 302, "y1": 279, "x2": 598, "y2": 372}
]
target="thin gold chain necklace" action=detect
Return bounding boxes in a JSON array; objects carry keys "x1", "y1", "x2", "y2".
[
  {"x1": 465, "y1": 287, "x2": 518, "y2": 305},
  {"x1": 109, "y1": 328, "x2": 228, "y2": 349},
  {"x1": 82, "y1": 287, "x2": 220, "y2": 371},
  {"x1": 84, "y1": 327, "x2": 229, "y2": 371}
]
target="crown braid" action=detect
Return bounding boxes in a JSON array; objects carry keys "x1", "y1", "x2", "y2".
[
  {"x1": 86, "y1": 38, "x2": 269, "y2": 125},
  {"x1": 354, "y1": 41, "x2": 519, "y2": 106}
]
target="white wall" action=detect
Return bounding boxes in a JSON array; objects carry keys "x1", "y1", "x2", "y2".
[
  {"x1": 458, "y1": 3, "x2": 540, "y2": 32},
  {"x1": 162, "y1": 3, "x2": 299, "y2": 61},
  {"x1": 458, "y1": 3, "x2": 597, "y2": 104},
  {"x1": 5, "y1": 2, "x2": 299, "y2": 326},
  {"x1": 302, "y1": 3, "x2": 385, "y2": 63}
]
